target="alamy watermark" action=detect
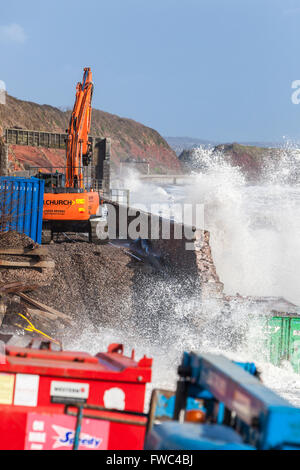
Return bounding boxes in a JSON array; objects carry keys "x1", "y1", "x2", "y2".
[
  {"x1": 0, "y1": 80, "x2": 6, "y2": 105},
  {"x1": 95, "y1": 202, "x2": 205, "y2": 250}
]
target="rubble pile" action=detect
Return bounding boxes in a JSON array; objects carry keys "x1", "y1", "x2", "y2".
[
  {"x1": 0, "y1": 232, "x2": 54, "y2": 287},
  {"x1": 0, "y1": 226, "x2": 222, "y2": 343},
  {"x1": 33, "y1": 242, "x2": 134, "y2": 327},
  {"x1": 0, "y1": 232, "x2": 61, "y2": 343}
]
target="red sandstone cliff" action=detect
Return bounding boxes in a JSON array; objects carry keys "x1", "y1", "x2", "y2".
[{"x1": 0, "y1": 95, "x2": 181, "y2": 174}]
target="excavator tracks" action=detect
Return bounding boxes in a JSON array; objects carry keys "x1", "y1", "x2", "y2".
[{"x1": 89, "y1": 219, "x2": 109, "y2": 244}]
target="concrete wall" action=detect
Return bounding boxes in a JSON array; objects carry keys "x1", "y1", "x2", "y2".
[
  {"x1": 105, "y1": 200, "x2": 223, "y2": 301},
  {"x1": 139, "y1": 174, "x2": 197, "y2": 184},
  {"x1": 0, "y1": 139, "x2": 8, "y2": 176},
  {"x1": 93, "y1": 137, "x2": 111, "y2": 193}
]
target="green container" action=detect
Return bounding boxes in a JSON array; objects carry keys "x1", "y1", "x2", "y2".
[
  {"x1": 289, "y1": 318, "x2": 300, "y2": 373},
  {"x1": 262, "y1": 314, "x2": 300, "y2": 373}
]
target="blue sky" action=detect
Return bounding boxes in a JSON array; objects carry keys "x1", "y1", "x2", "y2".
[{"x1": 1, "y1": 0, "x2": 300, "y2": 142}]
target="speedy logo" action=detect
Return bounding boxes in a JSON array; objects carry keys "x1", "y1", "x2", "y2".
[
  {"x1": 50, "y1": 381, "x2": 89, "y2": 399},
  {"x1": 25, "y1": 413, "x2": 110, "y2": 451},
  {"x1": 52, "y1": 425, "x2": 102, "y2": 450}
]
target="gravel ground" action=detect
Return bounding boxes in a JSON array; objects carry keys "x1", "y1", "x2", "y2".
[{"x1": 32, "y1": 242, "x2": 135, "y2": 328}]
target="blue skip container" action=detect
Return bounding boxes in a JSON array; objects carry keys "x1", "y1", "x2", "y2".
[{"x1": 0, "y1": 177, "x2": 45, "y2": 244}]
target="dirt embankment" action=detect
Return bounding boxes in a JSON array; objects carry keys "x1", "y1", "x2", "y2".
[{"x1": 0, "y1": 94, "x2": 181, "y2": 174}]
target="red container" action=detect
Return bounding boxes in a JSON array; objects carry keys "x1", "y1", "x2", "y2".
[{"x1": 0, "y1": 343, "x2": 152, "y2": 450}]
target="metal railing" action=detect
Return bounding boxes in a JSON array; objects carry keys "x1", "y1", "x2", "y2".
[
  {"x1": 64, "y1": 403, "x2": 148, "y2": 450},
  {"x1": 109, "y1": 188, "x2": 130, "y2": 206},
  {"x1": 4, "y1": 128, "x2": 97, "y2": 150},
  {"x1": 29, "y1": 166, "x2": 102, "y2": 194}
]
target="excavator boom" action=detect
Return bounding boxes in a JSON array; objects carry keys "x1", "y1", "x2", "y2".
[{"x1": 66, "y1": 67, "x2": 93, "y2": 189}]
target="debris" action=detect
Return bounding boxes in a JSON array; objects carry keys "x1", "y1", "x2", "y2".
[
  {"x1": 0, "y1": 301, "x2": 6, "y2": 328},
  {"x1": 0, "y1": 232, "x2": 55, "y2": 287},
  {"x1": 0, "y1": 281, "x2": 39, "y2": 294},
  {"x1": 13, "y1": 313, "x2": 61, "y2": 345},
  {"x1": 0, "y1": 240, "x2": 54, "y2": 270},
  {"x1": 0, "y1": 247, "x2": 49, "y2": 256},
  {"x1": 0, "y1": 259, "x2": 55, "y2": 269},
  {"x1": 26, "y1": 307, "x2": 58, "y2": 323},
  {"x1": 0, "y1": 232, "x2": 69, "y2": 344},
  {"x1": 18, "y1": 293, "x2": 72, "y2": 325}
]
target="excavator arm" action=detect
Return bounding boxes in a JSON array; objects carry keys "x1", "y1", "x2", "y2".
[{"x1": 66, "y1": 67, "x2": 94, "y2": 189}]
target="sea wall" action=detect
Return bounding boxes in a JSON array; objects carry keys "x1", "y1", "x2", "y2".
[{"x1": 106, "y1": 201, "x2": 223, "y2": 300}]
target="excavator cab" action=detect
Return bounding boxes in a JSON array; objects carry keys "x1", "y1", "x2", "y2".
[{"x1": 35, "y1": 171, "x2": 65, "y2": 191}]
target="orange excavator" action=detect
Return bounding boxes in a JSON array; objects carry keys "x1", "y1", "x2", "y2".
[{"x1": 39, "y1": 68, "x2": 104, "y2": 243}]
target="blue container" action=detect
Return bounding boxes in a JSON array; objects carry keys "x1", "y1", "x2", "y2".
[{"x1": 0, "y1": 177, "x2": 45, "y2": 244}]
